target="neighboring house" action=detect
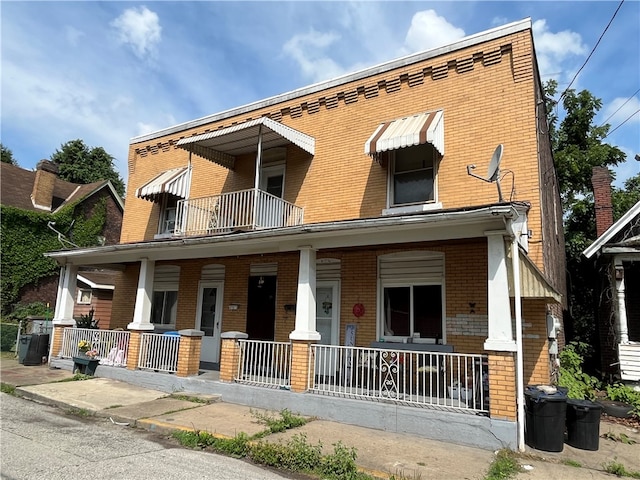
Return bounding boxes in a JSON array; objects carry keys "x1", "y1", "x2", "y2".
[
  {"x1": 0, "y1": 160, "x2": 124, "y2": 311},
  {"x1": 584, "y1": 167, "x2": 640, "y2": 381},
  {"x1": 47, "y1": 19, "x2": 566, "y2": 448},
  {"x1": 73, "y1": 271, "x2": 119, "y2": 328}
]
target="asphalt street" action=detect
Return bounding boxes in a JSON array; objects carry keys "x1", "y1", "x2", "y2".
[{"x1": 0, "y1": 393, "x2": 290, "y2": 480}]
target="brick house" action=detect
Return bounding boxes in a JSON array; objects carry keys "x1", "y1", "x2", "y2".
[
  {"x1": 584, "y1": 167, "x2": 640, "y2": 381},
  {"x1": 47, "y1": 19, "x2": 566, "y2": 449},
  {"x1": 0, "y1": 160, "x2": 123, "y2": 320}
]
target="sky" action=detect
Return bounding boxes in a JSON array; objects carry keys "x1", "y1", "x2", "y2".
[{"x1": 1, "y1": 1, "x2": 639, "y2": 191}]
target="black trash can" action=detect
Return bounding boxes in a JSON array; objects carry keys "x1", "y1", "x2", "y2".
[
  {"x1": 23, "y1": 333, "x2": 50, "y2": 366},
  {"x1": 524, "y1": 385, "x2": 568, "y2": 452},
  {"x1": 566, "y1": 399, "x2": 602, "y2": 450},
  {"x1": 18, "y1": 335, "x2": 32, "y2": 364}
]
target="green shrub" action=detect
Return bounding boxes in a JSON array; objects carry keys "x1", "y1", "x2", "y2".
[
  {"x1": 319, "y1": 441, "x2": 359, "y2": 479},
  {"x1": 0, "y1": 323, "x2": 19, "y2": 351},
  {"x1": 249, "y1": 434, "x2": 323, "y2": 473},
  {"x1": 558, "y1": 342, "x2": 600, "y2": 399}
]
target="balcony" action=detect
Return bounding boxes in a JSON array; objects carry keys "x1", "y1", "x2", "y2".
[{"x1": 174, "y1": 188, "x2": 304, "y2": 236}]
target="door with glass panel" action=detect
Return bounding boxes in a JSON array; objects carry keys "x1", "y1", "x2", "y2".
[
  {"x1": 258, "y1": 164, "x2": 285, "y2": 228},
  {"x1": 196, "y1": 282, "x2": 223, "y2": 364},
  {"x1": 315, "y1": 282, "x2": 339, "y2": 381}
]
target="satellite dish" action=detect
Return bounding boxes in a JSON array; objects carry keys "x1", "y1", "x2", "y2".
[{"x1": 466, "y1": 144, "x2": 504, "y2": 202}]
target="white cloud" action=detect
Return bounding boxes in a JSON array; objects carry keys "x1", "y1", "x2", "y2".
[
  {"x1": 532, "y1": 19, "x2": 587, "y2": 80},
  {"x1": 65, "y1": 26, "x2": 85, "y2": 46},
  {"x1": 601, "y1": 96, "x2": 640, "y2": 128},
  {"x1": 111, "y1": 6, "x2": 161, "y2": 59},
  {"x1": 403, "y1": 10, "x2": 465, "y2": 53},
  {"x1": 282, "y1": 29, "x2": 345, "y2": 83}
]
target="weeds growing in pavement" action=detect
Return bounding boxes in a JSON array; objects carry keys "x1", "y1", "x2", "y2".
[
  {"x1": 483, "y1": 449, "x2": 522, "y2": 480},
  {"x1": 0, "y1": 383, "x2": 16, "y2": 395},
  {"x1": 251, "y1": 408, "x2": 308, "y2": 436},
  {"x1": 56, "y1": 373, "x2": 93, "y2": 382},
  {"x1": 562, "y1": 459, "x2": 582, "y2": 468},
  {"x1": 603, "y1": 459, "x2": 640, "y2": 478}
]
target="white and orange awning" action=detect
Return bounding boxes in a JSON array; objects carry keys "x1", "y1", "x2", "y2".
[{"x1": 365, "y1": 110, "x2": 444, "y2": 156}]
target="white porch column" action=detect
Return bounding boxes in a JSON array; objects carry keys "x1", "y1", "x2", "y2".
[
  {"x1": 614, "y1": 259, "x2": 629, "y2": 343},
  {"x1": 484, "y1": 231, "x2": 516, "y2": 352},
  {"x1": 127, "y1": 258, "x2": 156, "y2": 331},
  {"x1": 52, "y1": 264, "x2": 78, "y2": 325},
  {"x1": 290, "y1": 246, "x2": 321, "y2": 341}
]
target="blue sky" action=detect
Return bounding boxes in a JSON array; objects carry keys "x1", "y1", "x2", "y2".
[{"x1": 2, "y1": 1, "x2": 639, "y2": 191}]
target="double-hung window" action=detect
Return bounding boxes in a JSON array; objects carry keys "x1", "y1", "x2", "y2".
[
  {"x1": 151, "y1": 265, "x2": 180, "y2": 327},
  {"x1": 391, "y1": 143, "x2": 437, "y2": 207}
]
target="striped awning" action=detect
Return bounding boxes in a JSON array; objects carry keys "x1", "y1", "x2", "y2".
[
  {"x1": 135, "y1": 167, "x2": 190, "y2": 201},
  {"x1": 176, "y1": 117, "x2": 315, "y2": 170},
  {"x1": 365, "y1": 110, "x2": 444, "y2": 156}
]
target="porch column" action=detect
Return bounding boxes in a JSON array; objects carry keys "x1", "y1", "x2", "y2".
[
  {"x1": 290, "y1": 247, "x2": 321, "y2": 341},
  {"x1": 127, "y1": 258, "x2": 156, "y2": 331},
  {"x1": 483, "y1": 232, "x2": 516, "y2": 352},
  {"x1": 290, "y1": 340, "x2": 315, "y2": 393},
  {"x1": 613, "y1": 259, "x2": 630, "y2": 343},
  {"x1": 49, "y1": 265, "x2": 78, "y2": 361},
  {"x1": 219, "y1": 331, "x2": 248, "y2": 382},
  {"x1": 126, "y1": 330, "x2": 143, "y2": 370},
  {"x1": 176, "y1": 329, "x2": 204, "y2": 377}
]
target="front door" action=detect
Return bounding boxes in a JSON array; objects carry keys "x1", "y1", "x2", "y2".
[
  {"x1": 315, "y1": 282, "x2": 340, "y2": 378},
  {"x1": 196, "y1": 282, "x2": 223, "y2": 364},
  {"x1": 246, "y1": 275, "x2": 276, "y2": 340}
]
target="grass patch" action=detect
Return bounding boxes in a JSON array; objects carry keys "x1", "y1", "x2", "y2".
[
  {"x1": 1, "y1": 383, "x2": 16, "y2": 395},
  {"x1": 66, "y1": 407, "x2": 93, "y2": 417},
  {"x1": 56, "y1": 373, "x2": 93, "y2": 382},
  {"x1": 562, "y1": 459, "x2": 582, "y2": 468},
  {"x1": 169, "y1": 394, "x2": 210, "y2": 404},
  {"x1": 603, "y1": 460, "x2": 640, "y2": 478},
  {"x1": 251, "y1": 408, "x2": 309, "y2": 436},
  {"x1": 484, "y1": 449, "x2": 522, "y2": 480}
]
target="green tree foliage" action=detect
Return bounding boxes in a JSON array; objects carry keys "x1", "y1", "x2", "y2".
[
  {"x1": 1, "y1": 143, "x2": 18, "y2": 165},
  {"x1": 50, "y1": 139, "x2": 125, "y2": 197}
]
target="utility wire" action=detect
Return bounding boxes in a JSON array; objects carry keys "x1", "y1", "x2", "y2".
[
  {"x1": 604, "y1": 108, "x2": 640, "y2": 138},
  {"x1": 598, "y1": 88, "x2": 640, "y2": 127},
  {"x1": 559, "y1": 0, "x2": 624, "y2": 101}
]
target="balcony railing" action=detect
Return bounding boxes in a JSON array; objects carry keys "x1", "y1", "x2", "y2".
[{"x1": 175, "y1": 189, "x2": 304, "y2": 236}]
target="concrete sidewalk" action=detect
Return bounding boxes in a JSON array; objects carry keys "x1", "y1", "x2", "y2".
[{"x1": 2, "y1": 357, "x2": 638, "y2": 479}]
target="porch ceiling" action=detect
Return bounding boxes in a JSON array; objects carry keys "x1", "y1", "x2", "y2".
[
  {"x1": 175, "y1": 117, "x2": 315, "y2": 169},
  {"x1": 46, "y1": 204, "x2": 525, "y2": 266}
]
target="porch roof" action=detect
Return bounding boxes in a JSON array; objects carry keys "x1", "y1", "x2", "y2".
[
  {"x1": 506, "y1": 247, "x2": 562, "y2": 303},
  {"x1": 365, "y1": 110, "x2": 444, "y2": 156},
  {"x1": 135, "y1": 167, "x2": 190, "y2": 201},
  {"x1": 175, "y1": 117, "x2": 315, "y2": 169}
]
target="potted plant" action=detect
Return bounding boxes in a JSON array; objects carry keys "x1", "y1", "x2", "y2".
[{"x1": 73, "y1": 340, "x2": 100, "y2": 375}]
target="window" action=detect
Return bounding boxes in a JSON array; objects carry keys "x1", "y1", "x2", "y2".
[
  {"x1": 77, "y1": 289, "x2": 92, "y2": 304},
  {"x1": 390, "y1": 143, "x2": 438, "y2": 206},
  {"x1": 159, "y1": 196, "x2": 178, "y2": 235},
  {"x1": 383, "y1": 285, "x2": 442, "y2": 340},
  {"x1": 151, "y1": 290, "x2": 178, "y2": 326}
]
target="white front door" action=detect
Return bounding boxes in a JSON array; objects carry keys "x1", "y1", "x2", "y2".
[
  {"x1": 196, "y1": 282, "x2": 223, "y2": 364},
  {"x1": 315, "y1": 282, "x2": 340, "y2": 377}
]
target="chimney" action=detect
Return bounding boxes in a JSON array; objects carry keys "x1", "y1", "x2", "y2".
[
  {"x1": 591, "y1": 166, "x2": 613, "y2": 237},
  {"x1": 31, "y1": 160, "x2": 59, "y2": 211}
]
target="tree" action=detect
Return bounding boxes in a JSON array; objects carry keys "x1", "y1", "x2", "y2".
[
  {"x1": 1, "y1": 143, "x2": 18, "y2": 165},
  {"x1": 50, "y1": 139, "x2": 125, "y2": 197}
]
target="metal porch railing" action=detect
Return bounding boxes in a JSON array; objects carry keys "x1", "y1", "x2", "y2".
[
  {"x1": 236, "y1": 339, "x2": 292, "y2": 388},
  {"x1": 310, "y1": 345, "x2": 489, "y2": 414},
  {"x1": 137, "y1": 333, "x2": 180, "y2": 373},
  {"x1": 175, "y1": 188, "x2": 304, "y2": 236},
  {"x1": 60, "y1": 328, "x2": 130, "y2": 367}
]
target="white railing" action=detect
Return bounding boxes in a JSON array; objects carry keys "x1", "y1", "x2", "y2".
[
  {"x1": 138, "y1": 333, "x2": 181, "y2": 373},
  {"x1": 310, "y1": 345, "x2": 489, "y2": 414},
  {"x1": 236, "y1": 339, "x2": 291, "y2": 388},
  {"x1": 175, "y1": 188, "x2": 304, "y2": 236},
  {"x1": 60, "y1": 328, "x2": 130, "y2": 367}
]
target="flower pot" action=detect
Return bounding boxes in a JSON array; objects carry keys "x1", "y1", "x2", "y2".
[{"x1": 72, "y1": 356, "x2": 100, "y2": 376}]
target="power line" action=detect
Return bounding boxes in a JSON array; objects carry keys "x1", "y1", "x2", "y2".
[
  {"x1": 604, "y1": 108, "x2": 640, "y2": 138},
  {"x1": 559, "y1": 0, "x2": 625, "y2": 101},
  {"x1": 598, "y1": 87, "x2": 640, "y2": 127}
]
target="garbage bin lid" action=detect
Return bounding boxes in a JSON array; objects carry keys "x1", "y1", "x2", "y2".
[
  {"x1": 567, "y1": 399, "x2": 602, "y2": 409},
  {"x1": 525, "y1": 385, "x2": 568, "y2": 400}
]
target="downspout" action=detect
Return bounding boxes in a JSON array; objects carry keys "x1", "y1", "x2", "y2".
[
  {"x1": 253, "y1": 125, "x2": 263, "y2": 228},
  {"x1": 507, "y1": 216, "x2": 526, "y2": 451}
]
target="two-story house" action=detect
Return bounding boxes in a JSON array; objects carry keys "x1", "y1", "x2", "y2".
[{"x1": 48, "y1": 18, "x2": 565, "y2": 450}]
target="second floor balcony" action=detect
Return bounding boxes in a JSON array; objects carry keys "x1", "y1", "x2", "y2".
[{"x1": 174, "y1": 188, "x2": 304, "y2": 236}]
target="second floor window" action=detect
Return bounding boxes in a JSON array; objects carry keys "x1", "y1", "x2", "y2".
[
  {"x1": 160, "y1": 196, "x2": 178, "y2": 235},
  {"x1": 391, "y1": 144, "x2": 437, "y2": 206}
]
